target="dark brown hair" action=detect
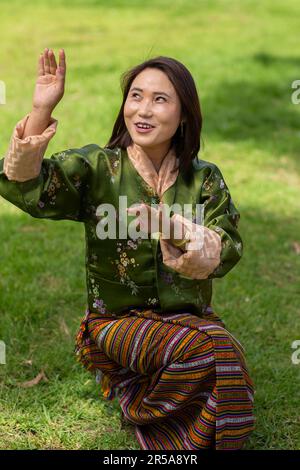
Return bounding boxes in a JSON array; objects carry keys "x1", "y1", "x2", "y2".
[{"x1": 105, "y1": 56, "x2": 202, "y2": 182}]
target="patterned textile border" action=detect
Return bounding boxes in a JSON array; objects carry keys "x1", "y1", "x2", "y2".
[{"x1": 74, "y1": 307, "x2": 255, "y2": 450}]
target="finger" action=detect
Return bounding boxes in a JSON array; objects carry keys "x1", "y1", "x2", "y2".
[
  {"x1": 48, "y1": 49, "x2": 57, "y2": 75},
  {"x1": 38, "y1": 53, "x2": 45, "y2": 76},
  {"x1": 57, "y1": 49, "x2": 66, "y2": 78},
  {"x1": 44, "y1": 48, "x2": 50, "y2": 74}
]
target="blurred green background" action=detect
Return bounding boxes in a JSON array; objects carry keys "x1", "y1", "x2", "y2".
[{"x1": 0, "y1": 0, "x2": 299, "y2": 450}]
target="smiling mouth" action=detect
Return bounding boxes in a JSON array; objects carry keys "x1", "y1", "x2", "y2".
[
  {"x1": 134, "y1": 123, "x2": 156, "y2": 133},
  {"x1": 135, "y1": 123, "x2": 155, "y2": 128}
]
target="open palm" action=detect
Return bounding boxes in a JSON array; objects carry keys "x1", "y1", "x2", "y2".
[{"x1": 32, "y1": 48, "x2": 66, "y2": 111}]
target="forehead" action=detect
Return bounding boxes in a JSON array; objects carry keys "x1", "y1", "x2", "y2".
[{"x1": 130, "y1": 68, "x2": 175, "y2": 95}]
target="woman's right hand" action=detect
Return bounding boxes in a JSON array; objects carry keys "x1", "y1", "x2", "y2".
[{"x1": 32, "y1": 48, "x2": 66, "y2": 112}]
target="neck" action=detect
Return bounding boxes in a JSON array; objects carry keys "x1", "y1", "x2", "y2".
[{"x1": 133, "y1": 141, "x2": 172, "y2": 174}]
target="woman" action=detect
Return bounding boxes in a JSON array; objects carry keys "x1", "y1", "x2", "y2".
[{"x1": 0, "y1": 48, "x2": 255, "y2": 450}]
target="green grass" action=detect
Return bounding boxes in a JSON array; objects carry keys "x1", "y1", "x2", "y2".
[{"x1": 0, "y1": 0, "x2": 300, "y2": 450}]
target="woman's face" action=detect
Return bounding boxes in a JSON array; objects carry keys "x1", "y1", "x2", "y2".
[{"x1": 124, "y1": 68, "x2": 182, "y2": 153}]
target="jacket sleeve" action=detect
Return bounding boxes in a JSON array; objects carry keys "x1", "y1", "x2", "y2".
[
  {"x1": 160, "y1": 163, "x2": 243, "y2": 280},
  {"x1": 160, "y1": 214, "x2": 222, "y2": 280},
  {"x1": 0, "y1": 114, "x2": 93, "y2": 222},
  {"x1": 200, "y1": 163, "x2": 243, "y2": 279}
]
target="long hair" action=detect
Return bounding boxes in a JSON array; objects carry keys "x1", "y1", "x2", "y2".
[{"x1": 105, "y1": 56, "x2": 202, "y2": 182}]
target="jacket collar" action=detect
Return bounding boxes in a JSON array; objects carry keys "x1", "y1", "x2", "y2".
[{"x1": 126, "y1": 142, "x2": 180, "y2": 199}]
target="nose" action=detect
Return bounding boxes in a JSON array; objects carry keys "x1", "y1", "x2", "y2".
[{"x1": 137, "y1": 98, "x2": 153, "y2": 117}]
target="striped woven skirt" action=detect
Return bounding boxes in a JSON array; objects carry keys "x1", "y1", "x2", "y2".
[{"x1": 74, "y1": 307, "x2": 255, "y2": 450}]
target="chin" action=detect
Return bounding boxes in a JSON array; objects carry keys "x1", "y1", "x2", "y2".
[
  {"x1": 137, "y1": 142, "x2": 158, "y2": 150},
  {"x1": 133, "y1": 137, "x2": 156, "y2": 147}
]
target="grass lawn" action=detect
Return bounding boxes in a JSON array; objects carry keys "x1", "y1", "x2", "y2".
[{"x1": 0, "y1": 0, "x2": 299, "y2": 450}]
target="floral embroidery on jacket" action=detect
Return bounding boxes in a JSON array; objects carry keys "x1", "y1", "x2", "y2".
[
  {"x1": 203, "y1": 177, "x2": 214, "y2": 192},
  {"x1": 72, "y1": 173, "x2": 82, "y2": 189},
  {"x1": 46, "y1": 167, "x2": 61, "y2": 205},
  {"x1": 108, "y1": 237, "x2": 143, "y2": 295},
  {"x1": 54, "y1": 151, "x2": 68, "y2": 160},
  {"x1": 235, "y1": 241, "x2": 242, "y2": 255},
  {"x1": 106, "y1": 150, "x2": 121, "y2": 184},
  {"x1": 146, "y1": 297, "x2": 159, "y2": 307},
  {"x1": 139, "y1": 179, "x2": 158, "y2": 200},
  {"x1": 159, "y1": 265, "x2": 203, "y2": 305},
  {"x1": 88, "y1": 276, "x2": 107, "y2": 314},
  {"x1": 53, "y1": 149, "x2": 75, "y2": 161},
  {"x1": 86, "y1": 221, "x2": 99, "y2": 241},
  {"x1": 203, "y1": 170, "x2": 226, "y2": 193}
]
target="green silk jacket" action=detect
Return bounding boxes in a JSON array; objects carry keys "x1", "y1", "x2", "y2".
[{"x1": 0, "y1": 143, "x2": 243, "y2": 318}]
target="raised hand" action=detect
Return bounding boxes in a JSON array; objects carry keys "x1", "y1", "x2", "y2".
[{"x1": 32, "y1": 48, "x2": 66, "y2": 112}]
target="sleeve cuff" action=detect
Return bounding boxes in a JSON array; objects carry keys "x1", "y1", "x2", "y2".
[
  {"x1": 159, "y1": 213, "x2": 222, "y2": 279},
  {"x1": 3, "y1": 113, "x2": 58, "y2": 182}
]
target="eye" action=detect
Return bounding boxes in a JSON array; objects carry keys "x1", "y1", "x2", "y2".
[{"x1": 130, "y1": 92, "x2": 166, "y2": 102}]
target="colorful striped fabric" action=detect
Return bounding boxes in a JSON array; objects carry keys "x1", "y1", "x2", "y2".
[{"x1": 74, "y1": 307, "x2": 255, "y2": 450}]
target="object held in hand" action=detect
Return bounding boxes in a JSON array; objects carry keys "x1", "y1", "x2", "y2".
[{"x1": 171, "y1": 233, "x2": 190, "y2": 249}]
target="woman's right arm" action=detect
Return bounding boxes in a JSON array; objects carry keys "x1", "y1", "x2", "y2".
[
  {"x1": 0, "y1": 49, "x2": 94, "y2": 222},
  {"x1": 3, "y1": 47, "x2": 66, "y2": 182}
]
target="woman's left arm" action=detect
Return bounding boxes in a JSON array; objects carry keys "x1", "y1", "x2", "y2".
[{"x1": 160, "y1": 163, "x2": 243, "y2": 280}]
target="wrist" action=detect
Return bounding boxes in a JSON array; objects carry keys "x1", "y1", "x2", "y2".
[
  {"x1": 21, "y1": 107, "x2": 56, "y2": 139},
  {"x1": 31, "y1": 106, "x2": 54, "y2": 119}
]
